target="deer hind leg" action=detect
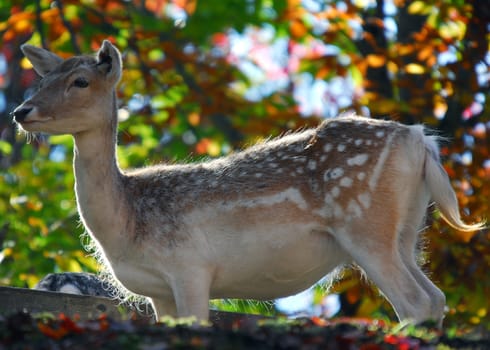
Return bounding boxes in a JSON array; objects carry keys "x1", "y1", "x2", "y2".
[
  {"x1": 397, "y1": 191, "x2": 446, "y2": 327},
  {"x1": 336, "y1": 218, "x2": 435, "y2": 324},
  {"x1": 353, "y1": 244, "x2": 432, "y2": 323},
  {"x1": 398, "y1": 224, "x2": 446, "y2": 327}
]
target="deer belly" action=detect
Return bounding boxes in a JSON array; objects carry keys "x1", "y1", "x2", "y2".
[
  {"x1": 110, "y1": 260, "x2": 173, "y2": 299},
  {"x1": 210, "y1": 224, "x2": 348, "y2": 300}
]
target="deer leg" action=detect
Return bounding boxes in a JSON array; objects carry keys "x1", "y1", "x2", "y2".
[
  {"x1": 398, "y1": 224, "x2": 446, "y2": 327},
  {"x1": 150, "y1": 297, "x2": 177, "y2": 319},
  {"x1": 400, "y1": 253, "x2": 445, "y2": 327},
  {"x1": 170, "y1": 271, "x2": 212, "y2": 321},
  {"x1": 338, "y1": 230, "x2": 433, "y2": 324},
  {"x1": 359, "y1": 250, "x2": 432, "y2": 323}
]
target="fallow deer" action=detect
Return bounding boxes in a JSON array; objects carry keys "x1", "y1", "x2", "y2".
[{"x1": 13, "y1": 41, "x2": 484, "y2": 326}]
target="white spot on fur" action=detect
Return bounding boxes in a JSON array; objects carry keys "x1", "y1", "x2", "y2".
[
  {"x1": 324, "y1": 143, "x2": 333, "y2": 152},
  {"x1": 340, "y1": 177, "x2": 353, "y2": 187},
  {"x1": 376, "y1": 130, "x2": 385, "y2": 138},
  {"x1": 357, "y1": 172, "x2": 366, "y2": 181},
  {"x1": 325, "y1": 193, "x2": 333, "y2": 204},
  {"x1": 296, "y1": 167, "x2": 304, "y2": 174},
  {"x1": 347, "y1": 154, "x2": 369, "y2": 166},
  {"x1": 333, "y1": 203, "x2": 344, "y2": 218},
  {"x1": 320, "y1": 155, "x2": 327, "y2": 162},
  {"x1": 331, "y1": 186, "x2": 340, "y2": 198},
  {"x1": 355, "y1": 139, "x2": 363, "y2": 146},
  {"x1": 358, "y1": 192, "x2": 371, "y2": 209},
  {"x1": 347, "y1": 200, "x2": 363, "y2": 218},
  {"x1": 307, "y1": 160, "x2": 317, "y2": 171},
  {"x1": 324, "y1": 167, "x2": 344, "y2": 181},
  {"x1": 337, "y1": 144, "x2": 346, "y2": 152},
  {"x1": 237, "y1": 187, "x2": 308, "y2": 211},
  {"x1": 369, "y1": 133, "x2": 396, "y2": 190},
  {"x1": 255, "y1": 173, "x2": 263, "y2": 178}
]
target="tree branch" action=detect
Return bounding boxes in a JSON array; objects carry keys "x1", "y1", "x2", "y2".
[{"x1": 54, "y1": 0, "x2": 81, "y2": 54}]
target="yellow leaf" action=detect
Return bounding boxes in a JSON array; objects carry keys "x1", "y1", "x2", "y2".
[
  {"x1": 440, "y1": 21, "x2": 466, "y2": 41},
  {"x1": 387, "y1": 61, "x2": 398, "y2": 74},
  {"x1": 207, "y1": 141, "x2": 221, "y2": 157},
  {"x1": 405, "y1": 63, "x2": 426, "y2": 74},
  {"x1": 67, "y1": 258, "x2": 83, "y2": 272},
  {"x1": 366, "y1": 54, "x2": 386, "y2": 68},
  {"x1": 20, "y1": 273, "x2": 40, "y2": 288},
  {"x1": 2, "y1": 247, "x2": 12, "y2": 257},
  {"x1": 21, "y1": 57, "x2": 33, "y2": 70},
  {"x1": 408, "y1": 1, "x2": 432, "y2": 15}
]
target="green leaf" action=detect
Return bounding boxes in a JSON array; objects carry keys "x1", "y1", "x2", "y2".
[{"x1": 0, "y1": 141, "x2": 12, "y2": 155}]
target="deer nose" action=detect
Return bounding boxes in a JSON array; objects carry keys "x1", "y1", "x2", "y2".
[{"x1": 12, "y1": 107, "x2": 33, "y2": 123}]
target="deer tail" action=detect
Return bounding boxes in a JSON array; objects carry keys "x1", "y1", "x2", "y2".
[{"x1": 423, "y1": 135, "x2": 486, "y2": 232}]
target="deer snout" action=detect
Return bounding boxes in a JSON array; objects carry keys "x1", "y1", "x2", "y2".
[{"x1": 12, "y1": 106, "x2": 33, "y2": 123}]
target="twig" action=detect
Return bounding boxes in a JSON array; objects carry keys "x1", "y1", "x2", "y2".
[{"x1": 34, "y1": 0, "x2": 47, "y2": 48}]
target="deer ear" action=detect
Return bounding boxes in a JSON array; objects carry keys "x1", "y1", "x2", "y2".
[
  {"x1": 21, "y1": 44, "x2": 63, "y2": 77},
  {"x1": 96, "y1": 40, "x2": 122, "y2": 84}
]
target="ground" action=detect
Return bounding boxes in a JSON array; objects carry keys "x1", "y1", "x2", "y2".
[{"x1": 1, "y1": 311, "x2": 489, "y2": 349}]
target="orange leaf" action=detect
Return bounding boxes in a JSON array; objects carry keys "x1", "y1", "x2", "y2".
[
  {"x1": 366, "y1": 54, "x2": 386, "y2": 68},
  {"x1": 417, "y1": 45, "x2": 434, "y2": 62},
  {"x1": 38, "y1": 322, "x2": 69, "y2": 340},
  {"x1": 40, "y1": 7, "x2": 60, "y2": 22},
  {"x1": 311, "y1": 316, "x2": 329, "y2": 326},
  {"x1": 290, "y1": 19, "x2": 307, "y2": 39},
  {"x1": 187, "y1": 112, "x2": 200, "y2": 126}
]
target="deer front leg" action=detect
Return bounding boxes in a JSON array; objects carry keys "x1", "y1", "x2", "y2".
[
  {"x1": 150, "y1": 276, "x2": 211, "y2": 321},
  {"x1": 170, "y1": 270, "x2": 212, "y2": 321},
  {"x1": 150, "y1": 297, "x2": 177, "y2": 319}
]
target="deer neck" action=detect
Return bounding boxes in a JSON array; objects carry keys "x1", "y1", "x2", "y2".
[{"x1": 71, "y1": 94, "x2": 127, "y2": 248}]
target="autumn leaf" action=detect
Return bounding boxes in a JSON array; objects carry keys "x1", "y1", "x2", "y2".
[{"x1": 366, "y1": 54, "x2": 386, "y2": 68}]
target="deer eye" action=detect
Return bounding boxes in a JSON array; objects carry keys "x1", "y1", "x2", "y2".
[{"x1": 73, "y1": 77, "x2": 89, "y2": 88}]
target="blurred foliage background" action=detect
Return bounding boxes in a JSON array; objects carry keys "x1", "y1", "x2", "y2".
[{"x1": 0, "y1": 0, "x2": 488, "y2": 327}]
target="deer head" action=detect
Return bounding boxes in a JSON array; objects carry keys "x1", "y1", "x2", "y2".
[{"x1": 13, "y1": 40, "x2": 122, "y2": 135}]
